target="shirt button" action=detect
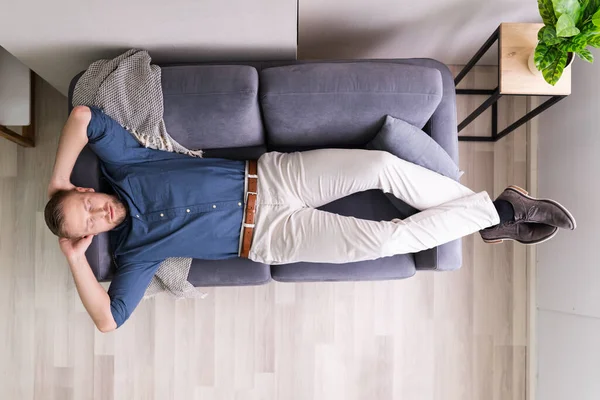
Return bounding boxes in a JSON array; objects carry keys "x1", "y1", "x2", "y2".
[
  {"x1": 186, "y1": 209, "x2": 190, "y2": 213},
  {"x1": 212, "y1": 205, "x2": 217, "y2": 209},
  {"x1": 238, "y1": 202, "x2": 242, "y2": 207},
  {"x1": 136, "y1": 215, "x2": 140, "y2": 218},
  {"x1": 160, "y1": 213, "x2": 164, "y2": 217}
]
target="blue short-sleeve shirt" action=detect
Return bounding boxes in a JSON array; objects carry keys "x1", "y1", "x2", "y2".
[{"x1": 85, "y1": 107, "x2": 246, "y2": 327}]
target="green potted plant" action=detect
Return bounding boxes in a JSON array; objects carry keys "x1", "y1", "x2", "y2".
[{"x1": 531, "y1": 0, "x2": 600, "y2": 85}]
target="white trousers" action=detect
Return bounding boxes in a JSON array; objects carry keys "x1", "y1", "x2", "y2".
[{"x1": 247, "y1": 149, "x2": 500, "y2": 265}]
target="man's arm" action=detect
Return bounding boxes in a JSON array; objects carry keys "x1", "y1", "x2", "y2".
[
  {"x1": 60, "y1": 236, "x2": 117, "y2": 333},
  {"x1": 48, "y1": 106, "x2": 91, "y2": 197},
  {"x1": 49, "y1": 105, "x2": 116, "y2": 332},
  {"x1": 52, "y1": 105, "x2": 191, "y2": 192}
]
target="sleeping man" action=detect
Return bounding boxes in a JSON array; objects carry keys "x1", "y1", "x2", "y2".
[{"x1": 45, "y1": 106, "x2": 576, "y2": 332}]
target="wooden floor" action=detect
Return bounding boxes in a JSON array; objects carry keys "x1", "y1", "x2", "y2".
[{"x1": 0, "y1": 69, "x2": 529, "y2": 400}]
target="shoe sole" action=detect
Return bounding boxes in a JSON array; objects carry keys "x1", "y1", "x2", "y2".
[
  {"x1": 506, "y1": 185, "x2": 577, "y2": 230},
  {"x1": 482, "y1": 227, "x2": 559, "y2": 246}
]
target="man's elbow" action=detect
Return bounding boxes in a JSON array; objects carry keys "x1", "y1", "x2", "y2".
[
  {"x1": 96, "y1": 318, "x2": 118, "y2": 333},
  {"x1": 70, "y1": 105, "x2": 92, "y2": 124},
  {"x1": 71, "y1": 105, "x2": 90, "y2": 117},
  {"x1": 97, "y1": 323, "x2": 117, "y2": 333}
]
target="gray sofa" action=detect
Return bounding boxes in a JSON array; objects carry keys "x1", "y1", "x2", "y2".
[{"x1": 67, "y1": 58, "x2": 461, "y2": 286}]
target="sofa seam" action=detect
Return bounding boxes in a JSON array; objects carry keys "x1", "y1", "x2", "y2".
[
  {"x1": 261, "y1": 92, "x2": 443, "y2": 96},
  {"x1": 164, "y1": 90, "x2": 257, "y2": 96}
]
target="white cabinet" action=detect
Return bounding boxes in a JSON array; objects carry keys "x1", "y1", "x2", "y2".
[
  {"x1": 0, "y1": 46, "x2": 30, "y2": 125},
  {"x1": 0, "y1": 46, "x2": 34, "y2": 147}
]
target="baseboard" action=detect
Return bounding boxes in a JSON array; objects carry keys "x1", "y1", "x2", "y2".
[{"x1": 525, "y1": 96, "x2": 541, "y2": 400}]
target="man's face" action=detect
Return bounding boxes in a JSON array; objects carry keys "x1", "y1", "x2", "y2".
[{"x1": 61, "y1": 188, "x2": 128, "y2": 238}]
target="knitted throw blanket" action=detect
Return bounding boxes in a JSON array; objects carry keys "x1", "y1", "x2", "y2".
[{"x1": 73, "y1": 49, "x2": 205, "y2": 300}]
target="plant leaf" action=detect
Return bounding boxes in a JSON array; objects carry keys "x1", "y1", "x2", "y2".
[
  {"x1": 542, "y1": 51, "x2": 569, "y2": 85},
  {"x1": 589, "y1": 34, "x2": 600, "y2": 47},
  {"x1": 557, "y1": 14, "x2": 582, "y2": 36},
  {"x1": 577, "y1": 48, "x2": 595, "y2": 61},
  {"x1": 593, "y1": 8, "x2": 600, "y2": 26},
  {"x1": 578, "y1": 0, "x2": 591, "y2": 25},
  {"x1": 539, "y1": 0, "x2": 558, "y2": 25},
  {"x1": 553, "y1": 0, "x2": 582, "y2": 23},
  {"x1": 535, "y1": 43, "x2": 562, "y2": 70},
  {"x1": 582, "y1": 21, "x2": 600, "y2": 35},
  {"x1": 542, "y1": 25, "x2": 564, "y2": 44},
  {"x1": 560, "y1": 33, "x2": 588, "y2": 50},
  {"x1": 583, "y1": 0, "x2": 600, "y2": 20}
]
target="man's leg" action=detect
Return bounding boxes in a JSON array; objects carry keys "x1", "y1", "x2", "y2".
[
  {"x1": 260, "y1": 149, "x2": 478, "y2": 209},
  {"x1": 248, "y1": 194, "x2": 499, "y2": 265},
  {"x1": 249, "y1": 150, "x2": 575, "y2": 264}
]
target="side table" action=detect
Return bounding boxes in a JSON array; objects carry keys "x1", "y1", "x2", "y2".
[{"x1": 456, "y1": 23, "x2": 571, "y2": 142}]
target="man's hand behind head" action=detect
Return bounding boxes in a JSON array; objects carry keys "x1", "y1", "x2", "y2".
[
  {"x1": 47, "y1": 179, "x2": 75, "y2": 199},
  {"x1": 59, "y1": 235, "x2": 94, "y2": 262}
]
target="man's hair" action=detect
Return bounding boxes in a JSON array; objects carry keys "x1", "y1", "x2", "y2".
[{"x1": 44, "y1": 190, "x2": 75, "y2": 238}]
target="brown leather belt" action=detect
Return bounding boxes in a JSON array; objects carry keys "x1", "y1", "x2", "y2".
[{"x1": 240, "y1": 160, "x2": 258, "y2": 258}]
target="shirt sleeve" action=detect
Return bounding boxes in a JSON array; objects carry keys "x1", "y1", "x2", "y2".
[
  {"x1": 86, "y1": 106, "x2": 191, "y2": 166},
  {"x1": 107, "y1": 259, "x2": 162, "y2": 328}
]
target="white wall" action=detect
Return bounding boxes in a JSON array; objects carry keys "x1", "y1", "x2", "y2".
[
  {"x1": 299, "y1": 0, "x2": 540, "y2": 62},
  {"x1": 537, "y1": 49, "x2": 600, "y2": 400},
  {"x1": 0, "y1": 0, "x2": 297, "y2": 95}
]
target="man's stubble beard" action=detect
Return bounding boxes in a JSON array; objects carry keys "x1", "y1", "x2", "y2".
[{"x1": 111, "y1": 196, "x2": 128, "y2": 226}]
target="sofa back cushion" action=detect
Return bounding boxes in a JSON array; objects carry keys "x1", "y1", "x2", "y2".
[
  {"x1": 162, "y1": 65, "x2": 265, "y2": 150},
  {"x1": 259, "y1": 63, "x2": 443, "y2": 148}
]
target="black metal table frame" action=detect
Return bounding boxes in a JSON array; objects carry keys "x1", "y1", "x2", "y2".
[{"x1": 455, "y1": 27, "x2": 567, "y2": 142}]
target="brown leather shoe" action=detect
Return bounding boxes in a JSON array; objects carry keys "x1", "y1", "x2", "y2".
[
  {"x1": 480, "y1": 222, "x2": 558, "y2": 245},
  {"x1": 497, "y1": 186, "x2": 576, "y2": 230}
]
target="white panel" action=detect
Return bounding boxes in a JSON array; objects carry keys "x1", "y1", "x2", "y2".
[
  {"x1": 537, "y1": 50, "x2": 600, "y2": 319},
  {"x1": 0, "y1": 47, "x2": 30, "y2": 125},
  {"x1": 0, "y1": 0, "x2": 297, "y2": 95},
  {"x1": 299, "y1": 0, "x2": 539, "y2": 63},
  {"x1": 538, "y1": 310, "x2": 600, "y2": 400},
  {"x1": 537, "y1": 47, "x2": 600, "y2": 400}
]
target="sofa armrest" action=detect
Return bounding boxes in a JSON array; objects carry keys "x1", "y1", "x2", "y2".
[
  {"x1": 414, "y1": 240, "x2": 462, "y2": 271},
  {"x1": 414, "y1": 248, "x2": 438, "y2": 270},
  {"x1": 409, "y1": 59, "x2": 458, "y2": 161},
  {"x1": 396, "y1": 60, "x2": 461, "y2": 272}
]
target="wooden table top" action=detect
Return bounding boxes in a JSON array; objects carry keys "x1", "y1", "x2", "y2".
[{"x1": 499, "y1": 23, "x2": 572, "y2": 96}]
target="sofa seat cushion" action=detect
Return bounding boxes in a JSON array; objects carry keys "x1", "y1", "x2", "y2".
[
  {"x1": 259, "y1": 62, "x2": 443, "y2": 148},
  {"x1": 162, "y1": 65, "x2": 265, "y2": 149},
  {"x1": 187, "y1": 258, "x2": 271, "y2": 286}
]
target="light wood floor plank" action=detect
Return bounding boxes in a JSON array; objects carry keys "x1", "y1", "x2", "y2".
[
  {"x1": 0, "y1": 69, "x2": 529, "y2": 399},
  {"x1": 195, "y1": 287, "x2": 216, "y2": 387},
  {"x1": 254, "y1": 284, "x2": 275, "y2": 374},
  {"x1": 153, "y1": 294, "x2": 176, "y2": 400}
]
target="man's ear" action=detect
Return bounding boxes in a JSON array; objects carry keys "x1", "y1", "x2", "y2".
[{"x1": 75, "y1": 187, "x2": 95, "y2": 193}]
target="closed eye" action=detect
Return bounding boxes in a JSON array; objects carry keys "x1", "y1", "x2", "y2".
[{"x1": 84, "y1": 199, "x2": 93, "y2": 230}]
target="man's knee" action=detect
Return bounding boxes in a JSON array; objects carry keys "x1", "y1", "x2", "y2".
[{"x1": 368, "y1": 150, "x2": 397, "y2": 168}]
